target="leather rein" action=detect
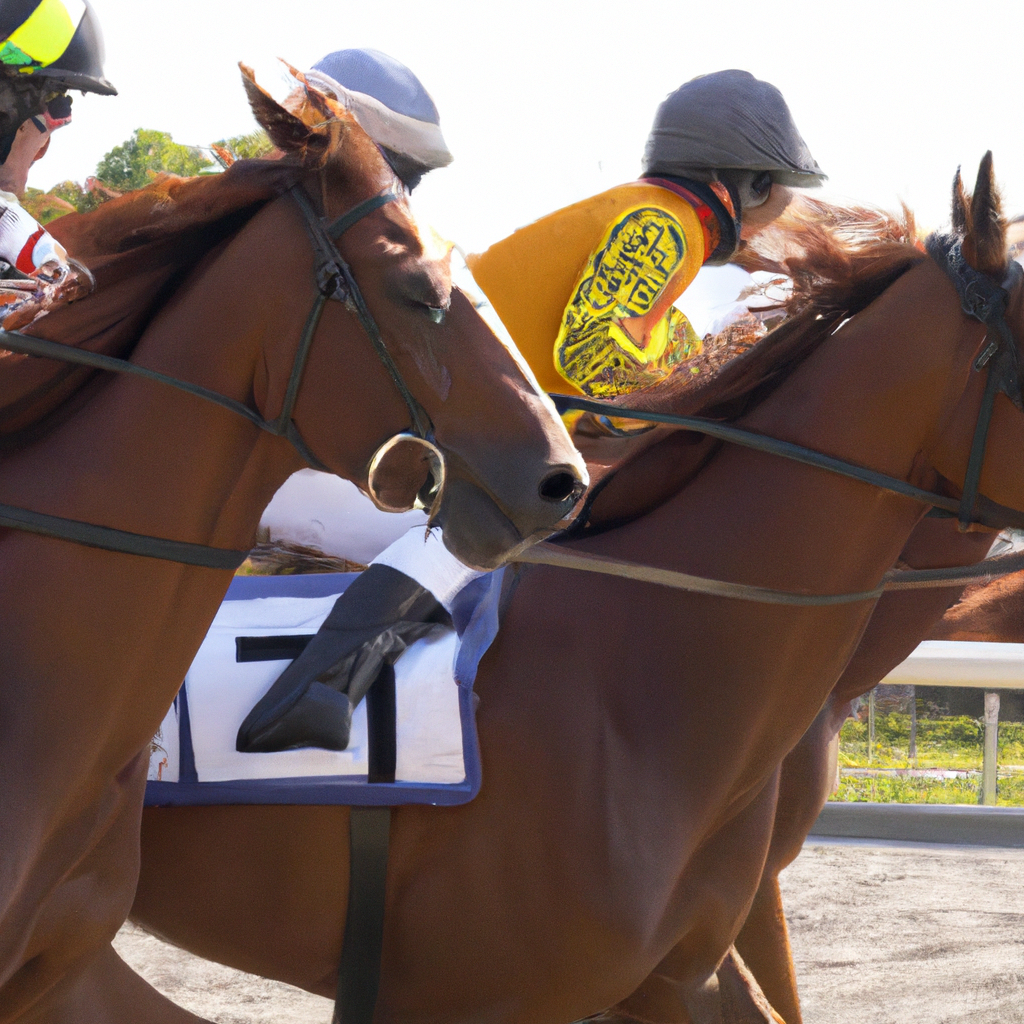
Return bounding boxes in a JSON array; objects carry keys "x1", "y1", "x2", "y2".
[
  {"x1": 519, "y1": 234, "x2": 1024, "y2": 605},
  {"x1": 0, "y1": 184, "x2": 433, "y2": 571}
]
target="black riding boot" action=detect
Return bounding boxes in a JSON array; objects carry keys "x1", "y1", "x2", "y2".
[{"x1": 236, "y1": 564, "x2": 449, "y2": 753}]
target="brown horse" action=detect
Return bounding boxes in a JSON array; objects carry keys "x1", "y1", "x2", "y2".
[
  {"x1": 719, "y1": 198, "x2": 1024, "y2": 1024},
  {"x1": 129, "y1": 156, "x2": 1024, "y2": 1024},
  {"x1": 0, "y1": 68, "x2": 585, "y2": 1024}
]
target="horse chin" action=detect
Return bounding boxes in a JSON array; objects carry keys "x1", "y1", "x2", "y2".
[{"x1": 433, "y1": 476, "x2": 533, "y2": 571}]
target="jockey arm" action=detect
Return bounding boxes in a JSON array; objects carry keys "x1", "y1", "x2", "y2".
[{"x1": 0, "y1": 187, "x2": 68, "y2": 280}]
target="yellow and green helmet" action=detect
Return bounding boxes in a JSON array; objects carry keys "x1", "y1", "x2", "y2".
[{"x1": 0, "y1": 0, "x2": 115, "y2": 96}]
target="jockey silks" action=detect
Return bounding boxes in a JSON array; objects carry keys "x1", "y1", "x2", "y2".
[{"x1": 467, "y1": 179, "x2": 726, "y2": 397}]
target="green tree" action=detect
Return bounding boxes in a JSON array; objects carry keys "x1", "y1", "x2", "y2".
[
  {"x1": 49, "y1": 180, "x2": 106, "y2": 215},
  {"x1": 21, "y1": 186, "x2": 77, "y2": 223},
  {"x1": 93, "y1": 128, "x2": 212, "y2": 191},
  {"x1": 216, "y1": 128, "x2": 273, "y2": 162}
]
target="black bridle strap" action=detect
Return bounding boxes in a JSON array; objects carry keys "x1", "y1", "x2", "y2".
[
  {"x1": 290, "y1": 187, "x2": 433, "y2": 440},
  {"x1": 924, "y1": 235, "x2": 1024, "y2": 530},
  {"x1": 327, "y1": 192, "x2": 398, "y2": 240},
  {"x1": 551, "y1": 394, "x2": 1024, "y2": 533}
]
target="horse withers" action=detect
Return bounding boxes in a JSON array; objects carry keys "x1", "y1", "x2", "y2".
[
  {"x1": 0, "y1": 66, "x2": 584, "y2": 1024},
  {"x1": 131, "y1": 155, "x2": 1024, "y2": 1024}
]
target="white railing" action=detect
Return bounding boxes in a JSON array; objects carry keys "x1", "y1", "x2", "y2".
[{"x1": 867, "y1": 640, "x2": 1024, "y2": 804}]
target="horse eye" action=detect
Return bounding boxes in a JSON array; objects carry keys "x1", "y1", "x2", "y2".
[{"x1": 424, "y1": 304, "x2": 447, "y2": 325}]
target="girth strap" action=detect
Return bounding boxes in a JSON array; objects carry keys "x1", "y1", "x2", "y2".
[
  {"x1": 334, "y1": 807, "x2": 391, "y2": 1024},
  {"x1": 333, "y1": 662, "x2": 397, "y2": 1024}
]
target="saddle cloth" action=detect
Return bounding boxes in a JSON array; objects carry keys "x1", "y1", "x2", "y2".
[{"x1": 145, "y1": 569, "x2": 503, "y2": 808}]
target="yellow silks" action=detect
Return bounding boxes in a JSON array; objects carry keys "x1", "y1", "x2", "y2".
[
  {"x1": 467, "y1": 182, "x2": 706, "y2": 397},
  {"x1": 1, "y1": 0, "x2": 84, "y2": 69}
]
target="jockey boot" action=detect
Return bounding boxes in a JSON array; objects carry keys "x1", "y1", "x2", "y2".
[{"x1": 235, "y1": 564, "x2": 449, "y2": 753}]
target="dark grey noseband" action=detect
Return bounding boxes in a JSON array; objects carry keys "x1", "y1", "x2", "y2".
[{"x1": 0, "y1": 184, "x2": 431, "y2": 570}]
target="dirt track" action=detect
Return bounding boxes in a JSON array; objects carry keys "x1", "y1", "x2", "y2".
[{"x1": 113, "y1": 840, "x2": 1024, "y2": 1024}]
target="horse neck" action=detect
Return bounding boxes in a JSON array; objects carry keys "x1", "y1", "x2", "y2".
[
  {"x1": 534, "y1": 258, "x2": 989, "y2": 769},
  {"x1": 0, "y1": 201, "x2": 312, "y2": 753}
]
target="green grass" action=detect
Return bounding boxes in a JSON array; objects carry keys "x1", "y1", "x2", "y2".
[{"x1": 833, "y1": 715, "x2": 1024, "y2": 807}]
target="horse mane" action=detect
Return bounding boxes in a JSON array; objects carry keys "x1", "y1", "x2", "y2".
[
  {"x1": 240, "y1": 539, "x2": 365, "y2": 575},
  {"x1": 50, "y1": 157, "x2": 302, "y2": 259},
  {"x1": 572, "y1": 197, "x2": 927, "y2": 532},
  {"x1": 0, "y1": 157, "x2": 305, "y2": 442}
]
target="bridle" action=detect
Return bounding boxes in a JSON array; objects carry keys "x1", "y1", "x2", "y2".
[
  {"x1": 520, "y1": 234, "x2": 1024, "y2": 604},
  {"x1": 0, "y1": 183, "x2": 443, "y2": 570}
]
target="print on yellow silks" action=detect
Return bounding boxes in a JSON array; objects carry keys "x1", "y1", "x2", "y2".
[{"x1": 555, "y1": 205, "x2": 703, "y2": 397}]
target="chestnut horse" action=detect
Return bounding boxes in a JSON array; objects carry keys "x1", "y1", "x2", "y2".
[
  {"x1": 0, "y1": 69, "x2": 585, "y2": 1024},
  {"x1": 130, "y1": 156, "x2": 1024, "y2": 1024}
]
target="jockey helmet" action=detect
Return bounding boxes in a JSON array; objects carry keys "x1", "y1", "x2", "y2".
[
  {"x1": 0, "y1": 1, "x2": 115, "y2": 95},
  {"x1": 641, "y1": 70, "x2": 825, "y2": 190},
  {"x1": 0, "y1": 0, "x2": 114, "y2": 162},
  {"x1": 305, "y1": 48, "x2": 452, "y2": 190}
]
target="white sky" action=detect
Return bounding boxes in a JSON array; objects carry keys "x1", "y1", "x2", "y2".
[{"x1": 29, "y1": 0, "x2": 1024, "y2": 254}]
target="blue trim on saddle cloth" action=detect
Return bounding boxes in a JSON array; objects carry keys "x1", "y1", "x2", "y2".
[{"x1": 144, "y1": 570, "x2": 502, "y2": 808}]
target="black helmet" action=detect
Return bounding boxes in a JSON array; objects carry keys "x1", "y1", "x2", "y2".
[
  {"x1": 0, "y1": 0, "x2": 116, "y2": 96},
  {"x1": 642, "y1": 70, "x2": 824, "y2": 188}
]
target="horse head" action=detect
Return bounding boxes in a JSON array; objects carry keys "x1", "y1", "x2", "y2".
[
  {"x1": 240, "y1": 65, "x2": 587, "y2": 569},
  {"x1": 928, "y1": 152, "x2": 1024, "y2": 528}
]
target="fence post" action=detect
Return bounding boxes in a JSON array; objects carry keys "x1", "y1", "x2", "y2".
[
  {"x1": 868, "y1": 688, "x2": 876, "y2": 763},
  {"x1": 980, "y1": 691, "x2": 1000, "y2": 806},
  {"x1": 909, "y1": 685, "x2": 917, "y2": 762}
]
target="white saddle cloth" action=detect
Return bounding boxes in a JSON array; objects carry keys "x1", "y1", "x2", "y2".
[{"x1": 149, "y1": 590, "x2": 465, "y2": 786}]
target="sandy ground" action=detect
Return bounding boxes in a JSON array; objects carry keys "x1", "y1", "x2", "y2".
[
  {"x1": 782, "y1": 840, "x2": 1024, "y2": 1024},
  {"x1": 113, "y1": 839, "x2": 1024, "y2": 1024}
]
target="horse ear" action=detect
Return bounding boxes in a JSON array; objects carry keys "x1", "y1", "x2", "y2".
[
  {"x1": 951, "y1": 167, "x2": 970, "y2": 237},
  {"x1": 239, "y1": 62, "x2": 331, "y2": 162},
  {"x1": 963, "y1": 151, "x2": 1006, "y2": 276}
]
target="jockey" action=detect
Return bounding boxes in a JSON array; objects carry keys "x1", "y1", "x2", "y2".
[
  {"x1": 238, "y1": 70, "x2": 825, "y2": 754},
  {"x1": 304, "y1": 47, "x2": 453, "y2": 191},
  {"x1": 0, "y1": 0, "x2": 115, "y2": 282}
]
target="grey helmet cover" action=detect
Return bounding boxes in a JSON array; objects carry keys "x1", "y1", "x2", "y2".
[{"x1": 642, "y1": 70, "x2": 825, "y2": 188}]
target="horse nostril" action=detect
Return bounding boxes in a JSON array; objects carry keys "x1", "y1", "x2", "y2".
[{"x1": 539, "y1": 470, "x2": 583, "y2": 504}]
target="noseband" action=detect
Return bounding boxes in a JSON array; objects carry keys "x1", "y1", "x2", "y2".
[{"x1": 0, "y1": 184, "x2": 438, "y2": 570}]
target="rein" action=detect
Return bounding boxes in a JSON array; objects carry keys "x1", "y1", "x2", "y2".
[
  {"x1": 522, "y1": 235, "x2": 1024, "y2": 605},
  {"x1": 0, "y1": 184, "x2": 424, "y2": 571}
]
